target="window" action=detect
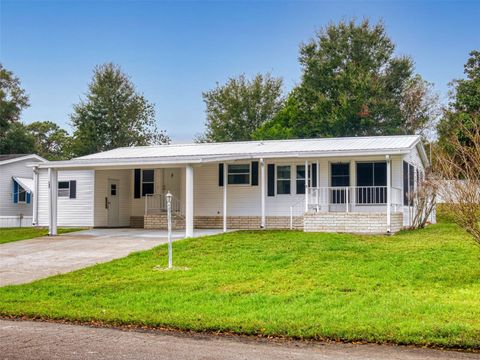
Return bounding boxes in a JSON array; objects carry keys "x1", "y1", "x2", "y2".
[
  {"x1": 331, "y1": 163, "x2": 350, "y2": 186},
  {"x1": 403, "y1": 161, "x2": 416, "y2": 206},
  {"x1": 296, "y1": 165, "x2": 312, "y2": 194},
  {"x1": 111, "y1": 184, "x2": 117, "y2": 196},
  {"x1": 58, "y1": 181, "x2": 70, "y2": 197},
  {"x1": 18, "y1": 185, "x2": 26, "y2": 203},
  {"x1": 356, "y1": 162, "x2": 387, "y2": 204},
  {"x1": 142, "y1": 170, "x2": 154, "y2": 196},
  {"x1": 331, "y1": 163, "x2": 350, "y2": 203},
  {"x1": 227, "y1": 164, "x2": 250, "y2": 185},
  {"x1": 277, "y1": 165, "x2": 291, "y2": 195}
]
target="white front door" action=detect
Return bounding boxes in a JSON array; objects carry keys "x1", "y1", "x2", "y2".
[
  {"x1": 163, "y1": 169, "x2": 181, "y2": 199},
  {"x1": 107, "y1": 179, "x2": 120, "y2": 227}
]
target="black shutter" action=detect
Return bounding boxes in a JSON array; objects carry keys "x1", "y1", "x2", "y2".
[
  {"x1": 267, "y1": 164, "x2": 275, "y2": 197},
  {"x1": 69, "y1": 180, "x2": 77, "y2": 199},
  {"x1": 251, "y1": 161, "x2": 259, "y2": 186},
  {"x1": 218, "y1": 163, "x2": 224, "y2": 187},
  {"x1": 311, "y1": 163, "x2": 317, "y2": 187},
  {"x1": 134, "y1": 169, "x2": 141, "y2": 198}
]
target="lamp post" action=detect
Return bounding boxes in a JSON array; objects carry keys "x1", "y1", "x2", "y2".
[{"x1": 166, "y1": 191, "x2": 173, "y2": 269}]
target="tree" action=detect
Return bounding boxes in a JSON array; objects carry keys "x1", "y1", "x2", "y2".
[
  {"x1": 0, "y1": 122, "x2": 35, "y2": 154},
  {"x1": 434, "y1": 122, "x2": 480, "y2": 246},
  {"x1": 255, "y1": 19, "x2": 437, "y2": 140},
  {"x1": 27, "y1": 121, "x2": 72, "y2": 160},
  {"x1": 0, "y1": 64, "x2": 30, "y2": 134},
  {"x1": 197, "y1": 73, "x2": 284, "y2": 142},
  {"x1": 437, "y1": 50, "x2": 480, "y2": 152},
  {"x1": 71, "y1": 63, "x2": 169, "y2": 157}
]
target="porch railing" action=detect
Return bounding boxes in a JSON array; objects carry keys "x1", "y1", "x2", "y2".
[
  {"x1": 145, "y1": 193, "x2": 182, "y2": 215},
  {"x1": 306, "y1": 186, "x2": 402, "y2": 212}
]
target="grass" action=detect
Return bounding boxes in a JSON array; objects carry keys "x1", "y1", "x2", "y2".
[
  {"x1": 0, "y1": 222, "x2": 479, "y2": 348},
  {"x1": 0, "y1": 227, "x2": 84, "y2": 244}
]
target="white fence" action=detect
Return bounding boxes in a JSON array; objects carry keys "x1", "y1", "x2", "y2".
[
  {"x1": 306, "y1": 186, "x2": 402, "y2": 211},
  {"x1": 145, "y1": 194, "x2": 182, "y2": 215},
  {"x1": 0, "y1": 216, "x2": 33, "y2": 228}
]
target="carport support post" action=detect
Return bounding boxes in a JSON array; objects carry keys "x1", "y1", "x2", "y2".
[
  {"x1": 223, "y1": 163, "x2": 227, "y2": 232},
  {"x1": 166, "y1": 191, "x2": 173, "y2": 269},
  {"x1": 260, "y1": 158, "x2": 266, "y2": 229},
  {"x1": 48, "y1": 168, "x2": 58, "y2": 236},
  {"x1": 185, "y1": 165, "x2": 194, "y2": 238},
  {"x1": 386, "y1": 155, "x2": 391, "y2": 233}
]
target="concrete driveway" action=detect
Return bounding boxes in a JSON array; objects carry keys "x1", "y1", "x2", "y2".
[{"x1": 0, "y1": 228, "x2": 224, "y2": 287}]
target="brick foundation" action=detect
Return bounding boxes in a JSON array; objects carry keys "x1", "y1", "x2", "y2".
[
  {"x1": 140, "y1": 215, "x2": 303, "y2": 230},
  {"x1": 144, "y1": 213, "x2": 186, "y2": 230},
  {"x1": 303, "y1": 212, "x2": 403, "y2": 234}
]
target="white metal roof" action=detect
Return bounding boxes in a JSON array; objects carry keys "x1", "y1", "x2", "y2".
[
  {"x1": 37, "y1": 135, "x2": 427, "y2": 169},
  {"x1": 0, "y1": 154, "x2": 46, "y2": 166}
]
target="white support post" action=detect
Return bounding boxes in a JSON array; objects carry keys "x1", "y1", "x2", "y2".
[
  {"x1": 223, "y1": 163, "x2": 227, "y2": 232},
  {"x1": 260, "y1": 158, "x2": 266, "y2": 228},
  {"x1": 48, "y1": 168, "x2": 58, "y2": 236},
  {"x1": 32, "y1": 167, "x2": 39, "y2": 226},
  {"x1": 185, "y1": 165, "x2": 194, "y2": 238},
  {"x1": 345, "y1": 186, "x2": 349, "y2": 213},
  {"x1": 305, "y1": 160, "x2": 309, "y2": 213},
  {"x1": 316, "y1": 160, "x2": 320, "y2": 212},
  {"x1": 386, "y1": 155, "x2": 392, "y2": 233}
]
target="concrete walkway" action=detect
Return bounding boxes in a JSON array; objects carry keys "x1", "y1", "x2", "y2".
[
  {"x1": 0, "y1": 320, "x2": 477, "y2": 360},
  {"x1": 0, "y1": 228, "x2": 224, "y2": 286}
]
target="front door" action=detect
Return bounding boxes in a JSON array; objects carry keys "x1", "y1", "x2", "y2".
[
  {"x1": 107, "y1": 179, "x2": 120, "y2": 227},
  {"x1": 163, "y1": 168, "x2": 180, "y2": 198}
]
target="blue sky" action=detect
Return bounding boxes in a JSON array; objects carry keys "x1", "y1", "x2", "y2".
[{"x1": 1, "y1": 1, "x2": 479, "y2": 142}]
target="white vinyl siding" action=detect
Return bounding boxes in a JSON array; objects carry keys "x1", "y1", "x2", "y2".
[
  {"x1": 37, "y1": 169, "x2": 94, "y2": 227},
  {"x1": 0, "y1": 158, "x2": 42, "y2": 217}
]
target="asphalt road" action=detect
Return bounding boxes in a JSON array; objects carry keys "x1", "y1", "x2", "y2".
[{"x1": 0, "y1": 320, "x2": 478, "y2": 360}]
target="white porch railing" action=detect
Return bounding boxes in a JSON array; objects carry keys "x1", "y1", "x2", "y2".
[
  {"x1": 145, "y1": 194, "x2": 182, "y2": 215},
  {"x1": 306, "y1": 186, "x2": 402, "y2": 212}
]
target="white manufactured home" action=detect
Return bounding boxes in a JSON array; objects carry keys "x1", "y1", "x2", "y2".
[
  {"x1": 33, "y1": 135, "x2": 431, "y2": 235},
  {"x1": 0, "y1": 154, "x2": 46, "y2": 227}
]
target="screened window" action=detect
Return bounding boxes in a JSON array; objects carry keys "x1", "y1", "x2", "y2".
[
  {"x1": 58, "y1": 181, "x2": 70, "y2": 197},
  {"x1": 403, "y1": 161, "x2": 416, "y2": 206},
  {"x1": 331, "y1": 163, "x2": 350, "y2": 186},
  {"x1": 296, "y1": 165, "x2": 312, "y2": 194},
  {"x1": 356, "y1": 162, "x2": 387, "y2": 203},
  {"x1": 18, "y1": 185, "x2": 26, "y2": 203},
  {"x1": 228, "y1": 164, "x2": 250, "y2": 185},
  {"x1": 331, "y1": 163, "x2": 350, "y2": 204},
  {"x1": 277, "y1": 165, "x2": 291, "y2": 195},
  {"x1": 142, "y1": 169, "x2": 155, "y2": 196}
]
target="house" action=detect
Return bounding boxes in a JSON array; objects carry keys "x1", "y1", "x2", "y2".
[
  {"x1": 0, "y1": 154, "x2": 46, "y2": 227},
  {"x1": 32, "y1": 135, "x2": 431, "y2": 235}
]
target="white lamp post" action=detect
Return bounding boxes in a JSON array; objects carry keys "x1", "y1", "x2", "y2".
[{"x1": 166, "y1": 191, "x2": 173, "y2": 269}]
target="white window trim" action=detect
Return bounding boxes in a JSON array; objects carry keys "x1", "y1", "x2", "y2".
[
  {"x1": 17, "y1": 185, "x2": 27, "y2": 203},
  {"x1": 276, "y1": 165, "x2": 291, "y2": 195},
  {"x1": 58, "y1": 181, "x2": 70, "y2": 197},
  {"x1": 142, "y1": 169, "x2": 155, "y2": 196},
  {"x1": 227, "y1": 163, "x2": 251, "y2": 186}
]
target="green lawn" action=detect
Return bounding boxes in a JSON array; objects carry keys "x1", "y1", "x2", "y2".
[
  {"x1": 0, "y1": 227, "x2": 84, "y2": 244},
  {"x1": 0, "y1": 222, "x2": 479, "y2": 349}
]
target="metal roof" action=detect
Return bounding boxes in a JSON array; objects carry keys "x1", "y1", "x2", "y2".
[
  {"x1": 37, "y1": 135, "x2": 427, "y2": 169},
  {"x1": 0, "y1": 154, "x2": 46, "y2": 166}
]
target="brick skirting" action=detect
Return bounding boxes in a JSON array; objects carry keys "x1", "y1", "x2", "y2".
[
  {"x1": 140, "y1": 215, "x2": 303, "y2": 230},
  {"x1": 303, "y1": 212, "x2": 403, "y2": 234}
]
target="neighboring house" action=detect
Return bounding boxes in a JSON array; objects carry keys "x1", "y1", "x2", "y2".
[
  {"x1": 0, "y1": 154, "x2": 46, "y2": 227},
  {"x1": 33, "y1": 135, "x2": 431, "y2": 235}
]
